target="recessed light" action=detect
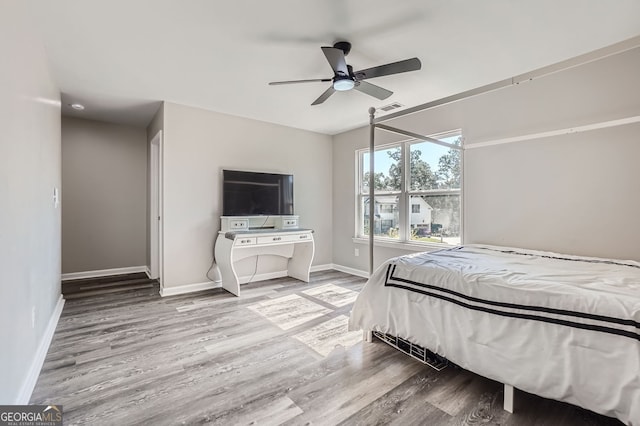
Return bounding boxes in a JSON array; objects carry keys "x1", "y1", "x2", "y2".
[{"x1": 70, "y1": 103, "x2": 85, "y2": 111}]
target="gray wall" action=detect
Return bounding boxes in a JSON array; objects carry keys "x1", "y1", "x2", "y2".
[
  {"x1": 332, "y1": 46, "x2": 640, "y2": 272},
  {"x1": 0, "y1": 2, "x2": 61, "y2": 403},
  {"x1": 162, "y1": 102, "x2": 333, "y2": 289},
  {"x1": 62, "y1": 117, "x2": 148, "y2": 273},
  {"x1": 464, "y1": 123, "x2": 640, "y2": 259}
]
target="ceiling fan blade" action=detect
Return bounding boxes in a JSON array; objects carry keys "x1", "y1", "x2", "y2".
[
  {"x1": 269, "y1": 78, "x2": 332, "y2": 85},
  {"x1": 355, "y1": 57, "x2": 421, "y2": 80},
  {"x1": 321, "y1": 47, "x2": 349, "y2": 76},
  {"x1": 311, "y1": 86, "x2": 336, "y2": 105},
  {"x1": 354, "y1": 81, "x2": 393, "y2": 100}
]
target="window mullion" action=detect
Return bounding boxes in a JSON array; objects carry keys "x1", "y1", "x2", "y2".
[
  {"x1": 356, "y1": 153, "x2": 363, "y2": 238},
  {"x1": 400, "y1": 142, "x2": 409, "y2": 242}
]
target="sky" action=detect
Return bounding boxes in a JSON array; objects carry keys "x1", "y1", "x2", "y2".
[{"x1": 363, "y1": 134, "x2": 460, "y2": 177}]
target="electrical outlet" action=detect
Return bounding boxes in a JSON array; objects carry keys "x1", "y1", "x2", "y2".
[
  {"x1": 354, "y1": 248, "x2": 359, "y2": 257},
  {"x1": 53, "y1": 187, "x2": 59, "y2": 208},
  {"x1": 31, "y1": 306, "x2": 36, "y2": 328}
]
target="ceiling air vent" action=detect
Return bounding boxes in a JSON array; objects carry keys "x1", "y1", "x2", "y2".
[{"x1": 379, "y1": 102, "x2": 404, "y2": 112}]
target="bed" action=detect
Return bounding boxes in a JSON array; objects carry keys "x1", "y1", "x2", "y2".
[{"x1": 348, "y1": 244, "x2": 640, "y2": 425}]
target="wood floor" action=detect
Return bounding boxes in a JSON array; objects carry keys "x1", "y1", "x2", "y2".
[
  {"x1": 61, "y1": 272, "x2": 157, "y2": 299},
  {"x1": 33, "y1": 271, "x2": 622, "y2": 425}
]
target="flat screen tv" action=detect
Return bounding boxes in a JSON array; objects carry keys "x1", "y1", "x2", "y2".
[{"x1": 222, "y1": 170, "x2": 294, "y2": 216}]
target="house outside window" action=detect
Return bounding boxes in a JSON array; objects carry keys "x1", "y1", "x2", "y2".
[{"x1": 357, "y1": 131, "x2": 462, "y2": 246}]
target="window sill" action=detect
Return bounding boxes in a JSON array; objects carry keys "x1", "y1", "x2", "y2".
[{"x1": 352, "y1": 237, "x2": 457, "y2": 252}]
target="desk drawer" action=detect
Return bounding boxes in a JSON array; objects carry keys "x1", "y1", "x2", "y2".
[
  {"x1": 256, "y1": 233, "x2": 312, "y2": 244},
  {"x1": 257, "y1": 235, "x2": 286, "y2": 244},
  {"x1": 235, "y1": 237, "x2": 256, "y2": 246},
  {"x1": 229, "y1": 219, "x2": 249, "y2": 230}
]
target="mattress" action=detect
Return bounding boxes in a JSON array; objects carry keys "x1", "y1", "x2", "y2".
[{"x1": 349, "y1": 244, "x2": 640, "y2": 424}]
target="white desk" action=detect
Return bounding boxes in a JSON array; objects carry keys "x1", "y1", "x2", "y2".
[{"x1": 214, "y1": 228, "x2": 314, "y2": 296}]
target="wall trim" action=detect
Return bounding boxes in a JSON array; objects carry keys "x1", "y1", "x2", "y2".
[
  {"x1": 239, "y1": 271, "x2": 287, "y2": 284},
  {"x1": 61, "y1": 266, "x2": 147, "y2": 281},
  {"x1": 241, "y1": 264, "x2": 336, "y2": 282},
  {"x1": 145, "y1": 266, "x2": 152, "y2": 279},
  {"x1": 160, "y1": 280, "x2": 221, "y2": 297},
  {"x1": 16, "y1": 295, "x2": 65, "y2": 404},
  {"x1": 466, "y1": 115, "x2": 640, "y2": 150},
  {"x1": 160, "y1": 264, "x2": 365, "y2": 297},
  {"x1": 310, "y1": 264, "x2": 334, "y2": 272},
  {"x1": 331, "y1": 263, "x2": 370, "y2": 279}
]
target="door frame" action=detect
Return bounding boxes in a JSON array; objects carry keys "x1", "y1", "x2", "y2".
[{"x1": 149, "y1": 130, "x2": 164, "y2": 288}]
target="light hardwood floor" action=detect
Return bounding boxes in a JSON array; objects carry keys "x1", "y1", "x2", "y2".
[{"x1": 33, "y1": 271, "x2": 622, "y2": 425}]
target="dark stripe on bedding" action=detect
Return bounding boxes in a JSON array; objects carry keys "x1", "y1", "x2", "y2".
[
  {"x1": 384, "y1": 281, "x2": 640, "y2": 341},
  {"x1": 385, "y1": 266, "x2": 640, "y2": 329},
  {"x1": 384, "y1": 263, "x2": 393, "y2": 285}
]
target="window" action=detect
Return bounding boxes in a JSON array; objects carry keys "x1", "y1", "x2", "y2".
[{"x1": 357, "y1": 131, "x2": 462, "y2": 246}]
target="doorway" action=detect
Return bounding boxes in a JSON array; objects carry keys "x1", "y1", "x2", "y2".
[{"x1": 149, "y1": 130, "x2": 163, "y2": 288}]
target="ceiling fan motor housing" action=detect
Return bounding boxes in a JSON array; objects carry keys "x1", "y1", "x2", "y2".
[{"x1": 333, "y1": 41, "x2": 352, "y2": 56}]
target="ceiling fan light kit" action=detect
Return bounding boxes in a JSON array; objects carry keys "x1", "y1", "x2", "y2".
[
  {"x1": 333, "y1": 76, "x2": 355, "y2": 91},
  {"x1": 269, "y1": 41, "x2": 421, "y2": 105}
]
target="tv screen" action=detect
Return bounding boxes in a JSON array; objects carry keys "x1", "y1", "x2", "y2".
[{"x1": 223, "y1": 170, "x2": 294, "y2": 216}]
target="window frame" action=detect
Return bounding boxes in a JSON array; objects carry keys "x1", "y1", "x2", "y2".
[{"x1": 355, "y1": 130, "x2": 464, "y2": 248}]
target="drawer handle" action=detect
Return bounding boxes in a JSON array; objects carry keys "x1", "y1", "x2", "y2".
[
  {"x1": 300, "y1": 235, "x2": 307, "y2": 239},
  {"x1": 273, "y1": 237, "x2": 281, "y2": 241}
]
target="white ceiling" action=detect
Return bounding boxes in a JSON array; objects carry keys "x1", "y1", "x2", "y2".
[{"x1": 27, "y1": 0, "x2": 640, "y2": 135}]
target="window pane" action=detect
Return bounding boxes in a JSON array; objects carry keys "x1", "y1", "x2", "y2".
[
  {"x1": 361, "y1": 147, "x2": 401, "y2": 193},
  {"x1": 409, "y1": 137, "x2": 461, "y2": 191},
  {"x1": 361, "y1": 196, "x2": 400, "y2": 239},
  {"x1": 409, "y1": 194, "x2": 461, "y2": 245}
]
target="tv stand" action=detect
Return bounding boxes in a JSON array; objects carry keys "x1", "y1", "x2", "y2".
[{"x1": 214, "y1": 216, "x2": 314, "y2": 296}]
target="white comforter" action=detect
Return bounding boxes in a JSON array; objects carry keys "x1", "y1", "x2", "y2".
[{"x1": 349, "y1": 244, "x2": 640, "y2": 424}]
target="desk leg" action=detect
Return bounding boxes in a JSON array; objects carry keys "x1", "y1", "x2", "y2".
[
  {"x1": 214, "y1": 235, "x2": 240, "y2": 296},
  {"x1": 288, "y1": 240, "x2": 314, "y2": 282}
]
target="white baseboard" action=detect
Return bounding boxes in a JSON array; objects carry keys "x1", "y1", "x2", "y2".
[
  {"x1": 239, "y1": 271, "x2": 287, "y2": 284},
  {"x1": 61, "y1": 266, "x2": 147, "y2": 281},
  {"x1": 331, "y1": 263, "x2": 370, "y2": 279},
  {"x1": 241, "y1": 265, "x2": 334, "y2": 282},
  {"x1": 16, "y1": 295, "x2": 65, "y2": 404},
  {"x1": 145, "y1": 266, "x2": 152, "y2": 279},
  {"x1": 160, "y1": 264, "x2": 367, "y2": 297},
  {"x1": 160, "y1": 280, "x2": 221, "y2": 297},
  {"x1": 310, "y1": 263, "x2": 333, "y2": 272},
  {"x1": 160, "y1": 270, "x2": 294, "y2": 297}
]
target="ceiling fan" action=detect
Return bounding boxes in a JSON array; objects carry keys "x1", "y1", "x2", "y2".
[{"x1": 268, "y1": 41, "x2": 421, "y2": 105}]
